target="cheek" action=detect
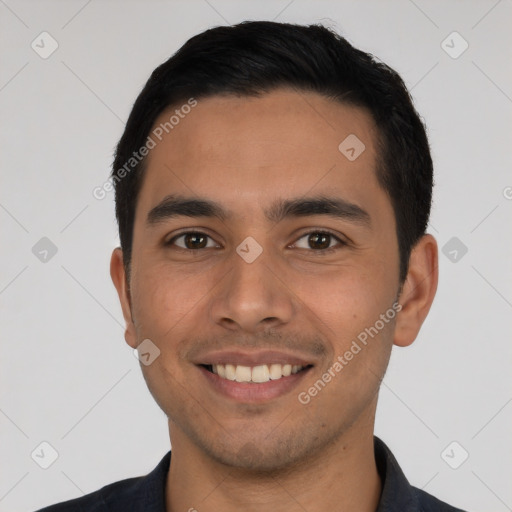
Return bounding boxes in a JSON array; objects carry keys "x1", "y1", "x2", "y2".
[
  {"x1": 298, "y1": 270, "x2": 396, "y2": 413},
  {"x1": 130, "y1": 263, "x2": 198, "y2": 345},
  {"x1": 297, "y1": 266, "x2": 394, "y2": 334},
  {"x1": 295, "y1": 264, "x2": 398, "y2": 387}
]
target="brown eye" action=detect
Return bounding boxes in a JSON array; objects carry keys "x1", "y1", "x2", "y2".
[
  {"x1": 293, "y1": 231, "x2": 344, "y2": 252},
  {"x1": 307, "y1": 232, "x2": 331, "y2": 250},
  {"x1": 183, "y1": 233, "x2": 208, "y2": 249},
  {"x1": 168, "y1": 232, "x2": 217, "y2": 250}
]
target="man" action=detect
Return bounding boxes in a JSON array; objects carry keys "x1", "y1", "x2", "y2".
[{"x1": 38, "y1": 21, "x2": 467, "y2": 512}]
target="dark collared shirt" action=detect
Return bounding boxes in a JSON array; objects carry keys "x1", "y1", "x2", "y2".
[{"x1": 36, "y1": 437, "x2": 467, "y2": 511}]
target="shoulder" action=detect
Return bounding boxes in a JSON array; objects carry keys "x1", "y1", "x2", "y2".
[
  {"x1": 374, "y1": 436, "x2": 468, "y2": 512},
  {"x1": 413, "y1": 486, "x2": 468, "y2": 512},
  {"x1": 34, "y1": 452, "x2": 171, "y2": 512},
  {"x1": 35, "y1": 476, "x2": 143, "y2": 512}
]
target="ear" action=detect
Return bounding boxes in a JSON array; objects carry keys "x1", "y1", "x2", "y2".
[
  {"x1": 394, "y1": 234, "x2": 438, "y2": 347},
  {"x1": 110, "y1": 248, "x2": 138, "y2": 349}
]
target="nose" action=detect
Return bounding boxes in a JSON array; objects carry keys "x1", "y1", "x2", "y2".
[{"x1": 209, "y1": 244, "x2": 295, "y2": 333}]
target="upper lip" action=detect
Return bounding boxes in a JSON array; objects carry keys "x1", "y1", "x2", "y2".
[{"x1": 192, "y1": 350, "x2": 314, "y2": 367}]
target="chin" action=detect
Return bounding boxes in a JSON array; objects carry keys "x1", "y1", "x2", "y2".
[
  {"x1": 192, "y1": 424, "x2": 334, "y2": 474},
  {"x1": 210, "y1": 442, "x2": 302, "y2": 473}
]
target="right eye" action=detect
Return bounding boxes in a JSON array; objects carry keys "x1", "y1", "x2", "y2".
[{"x1": 166, "y1": 231, "x2": 219, "y2": 251}]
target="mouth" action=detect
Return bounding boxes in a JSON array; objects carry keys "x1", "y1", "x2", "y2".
[
  {"x1": 201, "y1": 363, "x2": 312, "y2": 383},
  {"x1": 196, "y1": 354, "x2": 314, "y2": 403}
]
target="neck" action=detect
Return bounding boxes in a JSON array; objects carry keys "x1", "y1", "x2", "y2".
[{"x1": 165, "y1": 413, "x2": 381, "y2": 512}]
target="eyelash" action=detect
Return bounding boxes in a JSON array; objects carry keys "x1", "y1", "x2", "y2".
[{"x1": 166, "y1": 229, "x2": 346, "y2": 254}]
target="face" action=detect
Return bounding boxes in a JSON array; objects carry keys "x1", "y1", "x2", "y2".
[{"x1": 112, "y1": 89, "x2": 412, "y2": 471}]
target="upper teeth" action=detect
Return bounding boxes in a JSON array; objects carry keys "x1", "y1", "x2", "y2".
[{"x1": 211, "y1": 363, "x2": 304, "y2": 383}]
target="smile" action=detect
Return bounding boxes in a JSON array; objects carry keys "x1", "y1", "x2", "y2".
[{"x1": 204, "y1": 363, "x2": 308, "y2": 383}]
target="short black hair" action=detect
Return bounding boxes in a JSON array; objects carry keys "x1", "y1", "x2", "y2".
[{"x1": 112, "y1": 20, "x2": 433, "y2": 283}]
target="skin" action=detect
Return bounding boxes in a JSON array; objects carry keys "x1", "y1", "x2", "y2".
[{"x1": 110, "y1": 89, "x2": 438, "y2": 512}]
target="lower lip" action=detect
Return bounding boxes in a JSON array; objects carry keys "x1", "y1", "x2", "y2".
[{"x1": 198, "y1": 366, "x2": 312, "y2": 403}]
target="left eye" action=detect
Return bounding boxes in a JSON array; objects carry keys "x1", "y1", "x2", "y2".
[{"x1": 293, "y1": 231, "x2": 344, "y2": 251}]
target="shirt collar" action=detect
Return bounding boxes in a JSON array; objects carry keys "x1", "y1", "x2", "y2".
[{"x1": 374, "y1": 436, "x2": 421, "y2": 511}]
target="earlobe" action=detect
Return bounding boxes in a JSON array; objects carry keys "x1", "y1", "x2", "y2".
[
  {"x1": 394, "y1": 234, "x2": 438, "y2": 347},
  {"x1": 110, "y1": 248, "x2": 138, "y2": 349}
]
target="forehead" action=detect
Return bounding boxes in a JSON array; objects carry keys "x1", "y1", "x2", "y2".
[{"x1": 136, "y1": 89, "x2": 386, "y2": 222}]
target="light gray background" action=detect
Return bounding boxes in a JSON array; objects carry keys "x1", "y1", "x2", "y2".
[{"x1": 1, "y1": 1, "x2": 511, "y2": 511}]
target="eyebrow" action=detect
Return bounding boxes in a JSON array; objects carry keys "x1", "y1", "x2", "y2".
[{"x1": 146, "y1": 194, "x2": 371, "y2": 227}]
